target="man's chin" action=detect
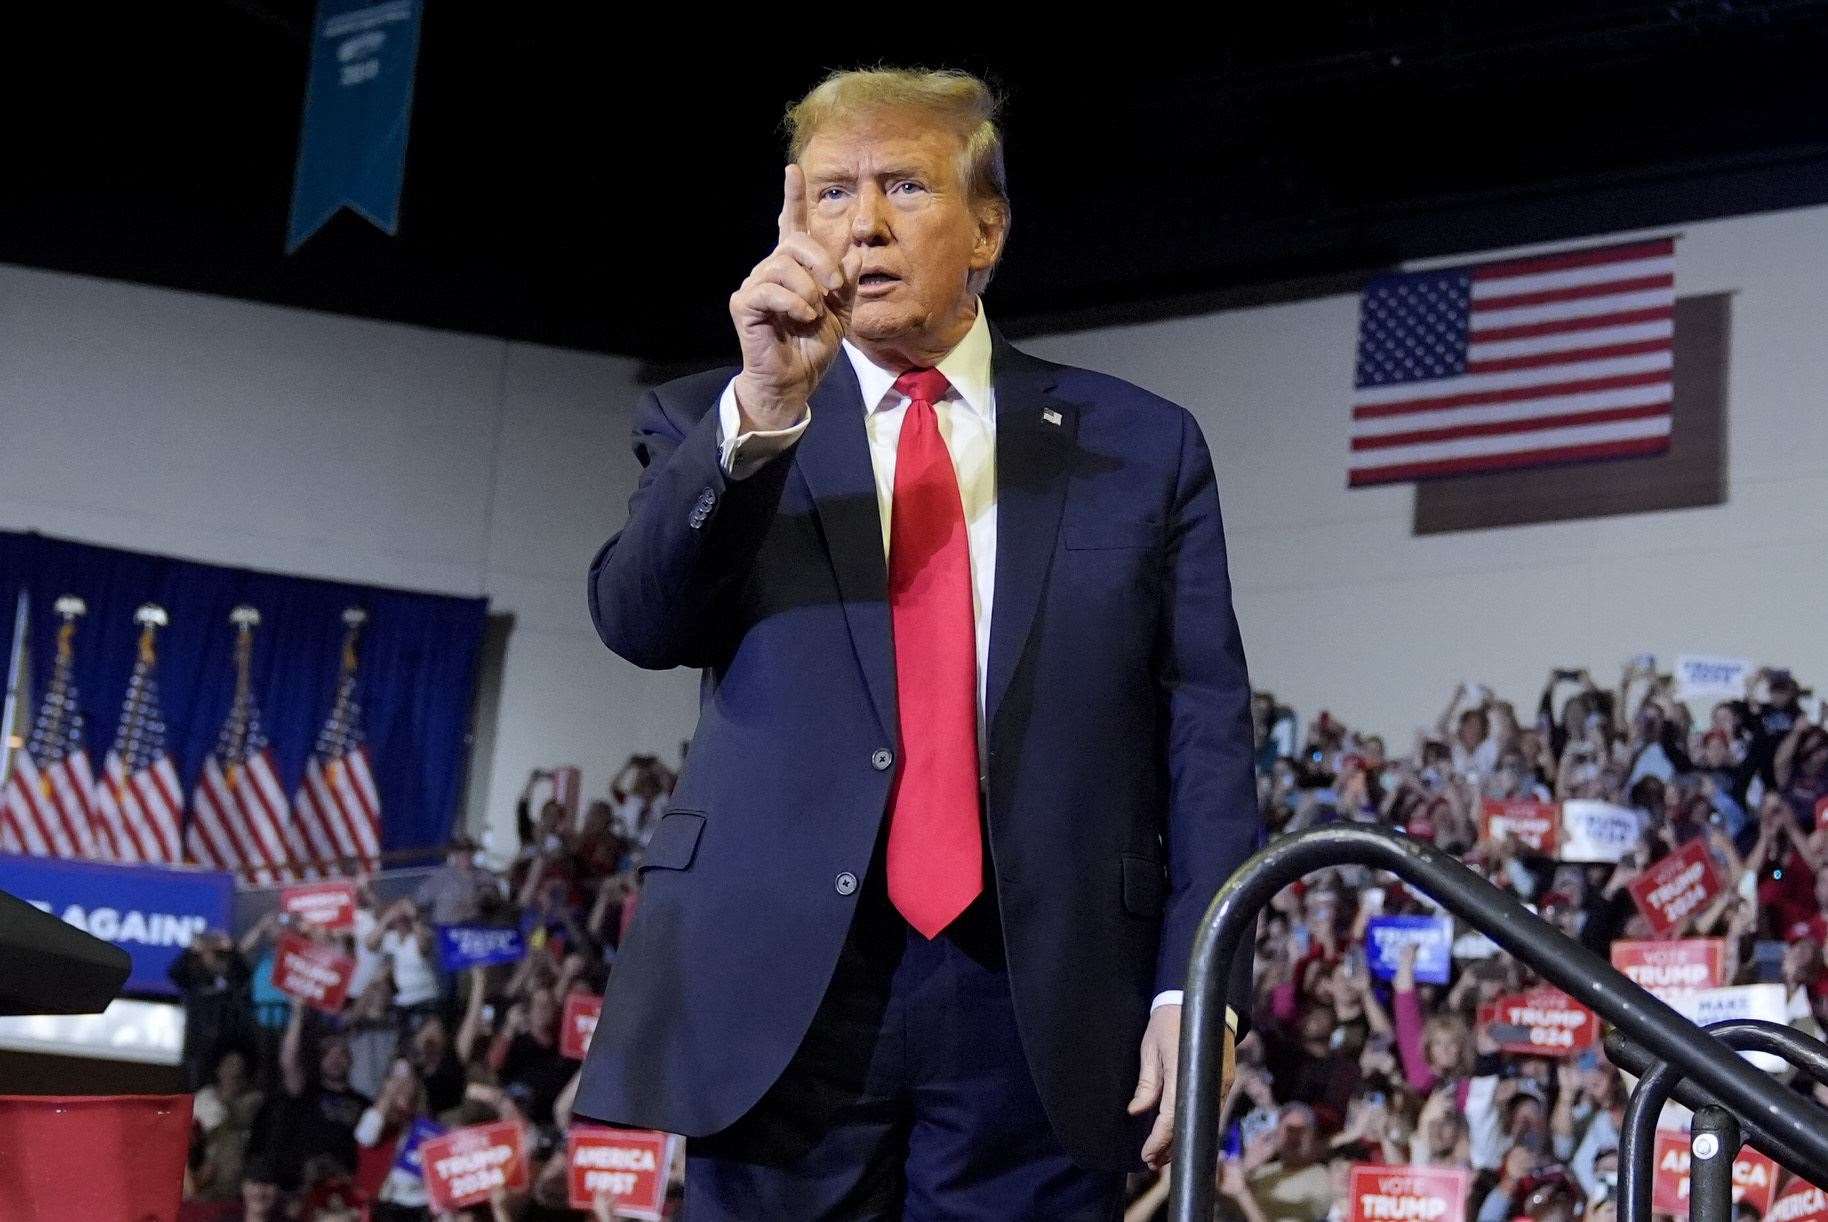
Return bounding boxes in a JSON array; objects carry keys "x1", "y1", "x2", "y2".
[{"x1": 849, "y1": 302, "x2": 921, "y2": 344}]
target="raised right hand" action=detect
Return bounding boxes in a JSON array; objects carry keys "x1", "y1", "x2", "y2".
[{"x1": 728, "y1": 165, "x2": 863, "y2": 431}]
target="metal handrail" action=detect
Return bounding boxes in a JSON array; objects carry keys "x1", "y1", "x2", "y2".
[
  {"x1": 1170, "y1": 825, "x2": 1828, "y2": 1221},
  {"x1": 1611, "y1": 1020, "x2": 1828, "y2": 1222}
]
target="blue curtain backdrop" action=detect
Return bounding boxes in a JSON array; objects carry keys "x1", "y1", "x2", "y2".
[{"x1": 0, "y1": 532, "x2": 486, "y2": 856}]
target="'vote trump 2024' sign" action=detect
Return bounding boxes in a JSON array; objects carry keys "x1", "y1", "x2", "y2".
[
  {"x1": 1348, "y1": 1165, "x2": 1470, "y2": 1222},
  {"x1": 1477, "y1": 988, "x2": 1597, "y2": 1058},
  {"x1": 1628, "y1": 839, "x2": 1722, "y2": 935},
  {"x1": 421, "y1": 1121, "x2": 528, "y2": 1211}
]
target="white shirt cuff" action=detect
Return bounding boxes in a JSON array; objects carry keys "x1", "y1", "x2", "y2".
[
  {"x1": 716, "y1": 378, "x2": 809, "y2": 480},
  {"x1": 1149, "y1": 992, "x2": 1239, "y2": 1032}
]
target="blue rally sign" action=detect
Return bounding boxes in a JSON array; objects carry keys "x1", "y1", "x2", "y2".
[
  {"x1": 0, "y1": 854, "x2": 233, "y2": 995},
  {"x1": 436, "y1": 923, "x2": 527, "y2": 972},
  {"x1": 395, "y1": 1116, "x2": 446, "y2": 1180},
  {"x1": 1364, "y1": 914, "x2": 1455, "y2": 985},
  {"x1": 287, "y1": 0, "x2": 425, "y2": 251}
]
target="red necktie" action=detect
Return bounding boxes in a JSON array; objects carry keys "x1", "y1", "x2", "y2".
[{"x1": 885, "y1": 367, "x2": 983, "y2": 939}]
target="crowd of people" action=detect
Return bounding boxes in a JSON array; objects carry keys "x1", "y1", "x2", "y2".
[
  {"x1": 1122, "y1": 661, "x2": 1828, "y2": 1222},
  {"x1": 171, "y1": 757, "x2": 678, "y2": 1221},
  {"x1": 169, "y1": 662, "x2": 1828, "y2": 1220}
]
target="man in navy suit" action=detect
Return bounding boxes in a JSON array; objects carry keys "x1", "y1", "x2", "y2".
[{"x1": 575, "y1": 67, "x2": 1259, "y2": 1219}]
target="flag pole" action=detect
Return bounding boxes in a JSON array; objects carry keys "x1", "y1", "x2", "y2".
[{"x1": 0, "y1": 591, "x2": 27, "y2": 792}]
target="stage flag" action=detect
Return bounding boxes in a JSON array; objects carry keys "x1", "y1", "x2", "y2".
[
  {"x1": 0, "y1": 597, "x2": 100, "y2": 859},
  {"x1": 285, "y1": 608, "x2": 382, "y2": 875},
  {"x1": 186, "y1": 607, "x2": 293, "y2": 884},
  {"x1": 93, "y1": 605, "x2": 185, "y2": 864}
]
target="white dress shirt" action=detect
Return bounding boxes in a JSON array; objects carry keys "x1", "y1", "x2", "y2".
[
  {"x1": 714, "y1": 304, "x2": 1183, "y2": 1014},
  {"x1": 719, "y1": 303, "x2": 997, "y2": 737}
]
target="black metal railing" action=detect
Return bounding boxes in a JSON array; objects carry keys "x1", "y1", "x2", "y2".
[
  {"x1": 1608, "y1": 1020, "x2": 1828, "y2": 1222},
  {"x1": 1170, "y1": 825, "x2": 1828, "y2": 1222}
]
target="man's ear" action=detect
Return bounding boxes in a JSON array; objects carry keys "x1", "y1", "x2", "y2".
[{"x1": 970, "y1": 200, "x2": 1010, "y2": 275}]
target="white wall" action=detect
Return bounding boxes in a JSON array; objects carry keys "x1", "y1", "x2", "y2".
[
  {"x1": 5, "y1": 201, "x2": 1827, "y2": 848},
  {"x1": 1021, "y1": 204, "x2": 1828, "y2": 743},
  {"x1": 0, "y1": 264, "x2": 701, "y2": 856}
]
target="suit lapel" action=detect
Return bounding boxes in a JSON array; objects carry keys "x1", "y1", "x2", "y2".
[
  {"x1": 985, "y1": 334, "x2": 1071, "y2": 736},
  {"x1": 792, "y1": 358, "x2": 900, "y2": 743}
]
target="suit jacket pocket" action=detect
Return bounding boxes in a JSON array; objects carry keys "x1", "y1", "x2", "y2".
[
  {"x1": 1121, "y1": 853, "x2": 1166, "y2": 919},
  {"x1": 639, "y1": 811, "x2": 705, "y2": 873}
]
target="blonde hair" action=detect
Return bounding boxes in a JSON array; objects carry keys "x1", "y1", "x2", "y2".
[
  {"x1": 785, "y1": 67, "x2": 1010, "y2": 291},
  {"x1": 1422, "y1": 1013, "x2": 1474, "y2": 1078}
]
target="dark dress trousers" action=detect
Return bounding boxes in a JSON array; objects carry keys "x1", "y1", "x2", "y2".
[{"x1": 574, "y1": 329, "x2": 1259, "y2": 1177}]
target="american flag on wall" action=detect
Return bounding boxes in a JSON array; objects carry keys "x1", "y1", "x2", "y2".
[
  {"x1": 186, "y1": 607, "x2": 292, "y2": 884},
  {"x1": 93, "y1": 604, "x2": 185, "y2": 863},
  {"x1": 1349, "y1": 236, "x2": 1676, "y2": 486},
  {"x1": 284, "y1": 608, "x2": 380, "y2": 876},
  {"x1": 1, "y1": 597, "x2": 100, "y2": 858}
]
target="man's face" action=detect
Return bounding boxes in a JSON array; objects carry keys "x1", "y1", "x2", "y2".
[
  {"x1": 799, "y1": 112, "x2": 1003, "y2": 349},
  {"x1": 1457, "y1": 711, "x2": 1485, "y2": 751},
  {"x1": 320, "y1": 1037, "x2": 351, "y2": 1084},
  {"x1": 1297, "y1": 1005, "x2": 1334, "y2": 1047},
  {"x1": 242, "y1": 1179, "x2": 279, "y2": 1216},
  {"x1": 1278, "y1": 1108, "x2": 1319, "y2": 1161}
]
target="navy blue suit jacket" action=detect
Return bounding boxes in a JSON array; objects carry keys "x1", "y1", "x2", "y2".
[{"x1": 573, "y1": 330, "x2": 1259, "y2": 1170}]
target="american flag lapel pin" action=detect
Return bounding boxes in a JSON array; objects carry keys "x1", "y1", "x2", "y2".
[{"x1": 1041, "y1": 407, "x2": 1062, "y2": 426}]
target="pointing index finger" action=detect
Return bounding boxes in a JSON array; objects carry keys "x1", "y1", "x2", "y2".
[{"x1": 779, "y1": 164, "x2": 808, "y2": 241}]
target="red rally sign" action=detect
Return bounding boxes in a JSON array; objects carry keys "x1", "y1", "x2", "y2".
[
  {"x1": 421, "y1": 1120, "x2": 529, "y2": 1212},
  {"x1": 1348, "y1": 1165, "x2": 1471, "y2": 1222},
  {"x1": 1476, "y1": 988, "x2": 1597, "y2": 1057},
  {"x1": 1610, "y1": 938, "x2": 1727, "y2": 996},
  {"x1": 567, "y1": 1127, "x2": 671, "y2": 1217},
  {"x1": 561, "y1": 992, "x2": 603, "y2": 1061},
  {"x1": 1651, "y1": 1131, "x2": 1779, "y2": 1215},
  {"x1": 279, "y1": 881, "x2": 357, "y2": 932},
  {"x1": 1770, "y1": 1177, "x2": 1828, "y2": 1222},
  {"x1": 1627, "y1": 838, "x2": 1722, "y2": 935},
  {"x1": 271, "y1": 931, "x2": 354, "y2": 1014},
  {"x1": 1480, "y1": 799, "x2": 1560, "y2": 855}
]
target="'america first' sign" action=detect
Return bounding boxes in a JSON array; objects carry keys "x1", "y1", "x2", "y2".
[{"x1": 0, "y1": 854, "x2": 232, "y2": 995}]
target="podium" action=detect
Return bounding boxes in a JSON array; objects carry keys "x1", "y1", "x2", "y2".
[
  {"x1": 0, "y1": 887, "x2": 129, "y2": 1016},
  {"x1": 0, "y1": 889, "x2": 179, "y2": 1219}
]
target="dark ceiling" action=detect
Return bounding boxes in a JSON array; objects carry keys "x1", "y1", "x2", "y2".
[{"x1": 4, "y1": 4, "x2": 1828, "y2": 375}]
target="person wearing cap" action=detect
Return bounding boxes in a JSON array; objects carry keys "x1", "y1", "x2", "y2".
[
  {"x1": 576, "y1": 65, "x2": 1260, "y2": 1219},
  {"x1": 1731, "y1": 666, "x2": 1808, "y2": 791},
  {"x1": 412, "y1": 834, "x2": 503, "y2": 926},
  {"x1": 1245, "y1": 1104, "x2": 1334, "y2": 1222}
]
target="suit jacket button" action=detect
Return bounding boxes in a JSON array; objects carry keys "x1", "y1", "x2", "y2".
[
  {"x1": 871, "y1": 748, "x2": 893, "y2": 771},
  {"x1": 834, "y1": 872, "x2": 858, "y2": 896}
]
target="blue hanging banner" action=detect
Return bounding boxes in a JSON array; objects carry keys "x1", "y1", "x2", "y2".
[{"x1": 286, "y1": 0, "x2": 424, "y2": 252}]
